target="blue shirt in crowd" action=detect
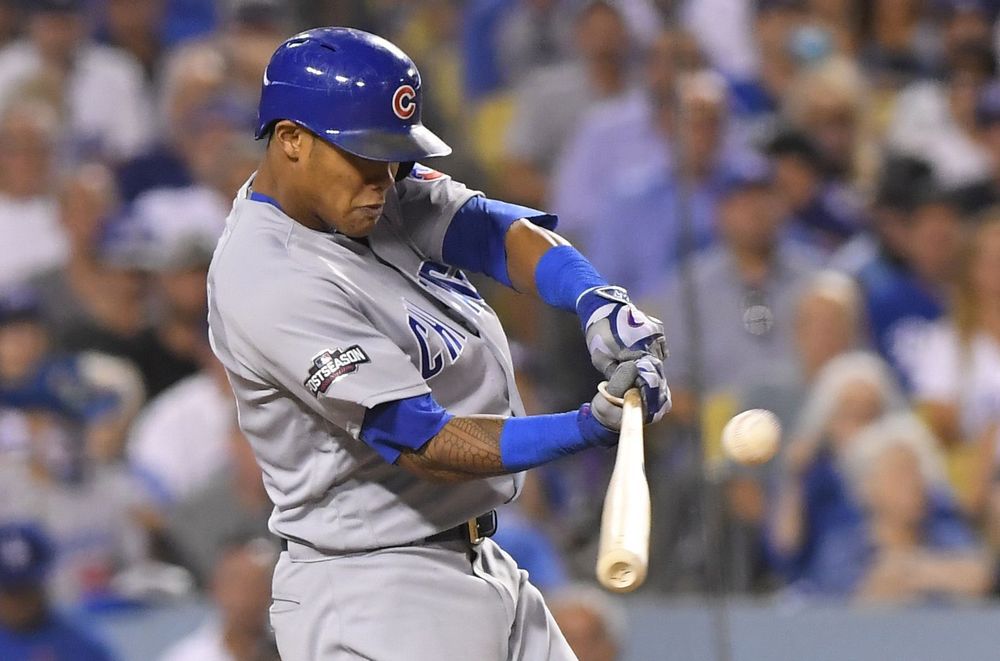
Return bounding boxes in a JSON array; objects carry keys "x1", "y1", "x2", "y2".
[
  {"x1": 0, "y1": 612, "x2": 117, "y2": 661},
  {"x1": 768, "y1": 448, "x2": 975, "y2": 597},
  {"x1": 858, "y1": 256, "x2": 945, "y2": 389}
]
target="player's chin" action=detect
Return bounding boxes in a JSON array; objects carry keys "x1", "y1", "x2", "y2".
[{"x1": 341, "y1": 206, "x2": 383, "y2": 237}]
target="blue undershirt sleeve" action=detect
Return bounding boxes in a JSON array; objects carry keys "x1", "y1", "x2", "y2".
[
  {"x1": 442, "y1": 195, "x2": 558, "y2": 287},
  {"x1": 362, "y1": 395, "x2": 616, "y2": 471},
  {"x1": 361, "y1": 394, "x2": 453, "y2": 464}
]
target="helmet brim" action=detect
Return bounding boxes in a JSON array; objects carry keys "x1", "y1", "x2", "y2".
[{"x1": 322, "y1": 124, "x2": 452, "y2": 163}]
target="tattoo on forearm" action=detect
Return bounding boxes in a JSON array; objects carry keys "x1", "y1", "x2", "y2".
[{"x1": 401, "y1": 416, "x2": 506, "y2": 479}]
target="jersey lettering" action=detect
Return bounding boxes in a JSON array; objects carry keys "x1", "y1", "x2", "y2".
[
  {"x1": 418, "y1": 261, "x2": 484, "y2": 314},
  {"x1": 404, "y1": 300, "x2": 466, "y2": 379}
]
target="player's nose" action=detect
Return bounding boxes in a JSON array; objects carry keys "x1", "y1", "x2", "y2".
[{"x1": 361, "y1": 161, "x2": 396, "y2": 191}]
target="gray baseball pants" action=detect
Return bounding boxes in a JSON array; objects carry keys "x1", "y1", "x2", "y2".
[{"x1": 269, "y1": 537, "x2": 577, "y2": 660}]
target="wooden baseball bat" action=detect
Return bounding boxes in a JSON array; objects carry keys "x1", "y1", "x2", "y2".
[{"x1": 595, "y1": 387, "x2": 650, "y2": 593}]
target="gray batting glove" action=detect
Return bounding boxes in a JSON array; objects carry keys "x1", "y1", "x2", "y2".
[
  {"x1": 577, "y1": 285, "x2": 667, "y2": 377},
  {"x1": 595, "y1": 351, "x2": 672, "y2": 426}
]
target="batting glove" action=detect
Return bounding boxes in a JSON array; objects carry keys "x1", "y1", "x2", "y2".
[
  {"x1": 577, "y1": 285, "x2": 667, "y2": 377},
  {"x1": 587, "y1": 354, "x2": 672, "y2": 437}
]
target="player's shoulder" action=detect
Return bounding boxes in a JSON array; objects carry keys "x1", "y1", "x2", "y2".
[
  {"x1": 395, "y1": 163, "x2": 455, "y2": 192},
  {"x1": 393, "y1": 163, "x2": 478, "y2": 210},
  {"x1": 209, "y1": 207, "x2": 314, "y2": 310}
]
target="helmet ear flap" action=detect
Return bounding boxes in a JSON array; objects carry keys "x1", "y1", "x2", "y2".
[{"x1": 395, "y1": 161, "x2": 415, "y2": 181}]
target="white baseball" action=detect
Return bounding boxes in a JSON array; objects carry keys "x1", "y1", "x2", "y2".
[{"x1": 721, "y1": 409, "x2": 781, "y2": 465}]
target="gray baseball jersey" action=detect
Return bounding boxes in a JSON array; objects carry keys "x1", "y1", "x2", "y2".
[{"x1": 207, "y1": 168, "x2": 526, "y2": 552}]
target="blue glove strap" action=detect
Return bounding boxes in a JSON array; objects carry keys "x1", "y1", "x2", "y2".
[
  {"x1": 534, "y1": 245, "x2": 608, "y2": 313},
  {"x1": 499, "y1": 406, "x2": 616, "y2": 472}
]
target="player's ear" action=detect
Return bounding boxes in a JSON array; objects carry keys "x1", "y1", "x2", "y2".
[{"x1": 272, "y1": 120, "x2": 306, "y2": 162}]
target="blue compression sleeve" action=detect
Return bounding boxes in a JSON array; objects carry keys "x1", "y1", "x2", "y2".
[
  {"x1": 361, "y1": 394, "x2": 454, "y2": 464},
  {"x1": 534, "y1": 245, "x2": 609, "y2": 314},
  {"x1": 499, "y1": 404, "x2": 616, "y2": 472},
  {"x1": 442, "y1": 195, "x2": 557, "y2": 287}
]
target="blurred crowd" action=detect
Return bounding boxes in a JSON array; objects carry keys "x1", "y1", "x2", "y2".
[{"x1": 2, "y1": 0, "x2": 1000, "y2": 659}]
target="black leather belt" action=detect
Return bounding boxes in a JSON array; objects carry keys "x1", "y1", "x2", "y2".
[
  {"x1": 425, "y1": 511, "x2": 498, "y2": 545},
  {"x1": 278, "y1": 511, "x2": 498, "y2": 552}
]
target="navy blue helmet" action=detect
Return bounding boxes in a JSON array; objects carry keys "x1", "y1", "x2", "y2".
[{"x1": 255, "y1": 27, "x2": 452, "y2": 163}]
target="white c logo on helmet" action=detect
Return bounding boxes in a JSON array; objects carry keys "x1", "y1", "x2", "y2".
[{"x1": 392, "y1": 84, "x2": 416, "y2": 120}]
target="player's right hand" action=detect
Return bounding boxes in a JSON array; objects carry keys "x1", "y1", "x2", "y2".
[{"x1": 591, "y1": 355, "x2": 672, "y2": 431}]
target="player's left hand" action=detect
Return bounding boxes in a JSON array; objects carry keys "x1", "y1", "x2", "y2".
[{"x1": 577, "y1": 285, "x2": 667, "y2": 376}]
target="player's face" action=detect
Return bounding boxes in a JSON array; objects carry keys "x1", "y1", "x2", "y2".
[{"x1": 305, "y1": 138, "x2": 399, "y2": 237}]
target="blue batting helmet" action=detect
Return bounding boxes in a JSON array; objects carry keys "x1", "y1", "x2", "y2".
[{"x1": 255, "y1": 27, "x2": 451, "y2": 163}]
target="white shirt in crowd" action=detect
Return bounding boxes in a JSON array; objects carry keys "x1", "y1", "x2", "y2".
[
  {"x1": 0, "y1": 40, "x2": 153, "y2": 161},
  {"x1": 127, "y1": 372, "x2": 236, "y2": 504},
  {"x1": 160, "y1": 621, "x2": 234, "y2": 661},
  {"x1": 0, "y1": 193, "x2": 65, "y2": 288},
  {"x1": 887, "y1": 81, "x2": 993, "y2": 189},
  {"x1": 911, "y1": 321, "x2": 1000, "y2": 443}
]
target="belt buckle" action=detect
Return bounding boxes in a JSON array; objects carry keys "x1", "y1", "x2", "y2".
[
  {"x1": 466, "y1": 518, "x2": 484, "y2": 545},
  {"x1": 466, "y1": 511, "x2": 497, "y2": 545}
]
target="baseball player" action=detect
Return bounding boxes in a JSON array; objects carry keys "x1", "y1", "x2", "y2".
[{"x1": 207, "y1": 27, "x2": 670, "y2": 661}]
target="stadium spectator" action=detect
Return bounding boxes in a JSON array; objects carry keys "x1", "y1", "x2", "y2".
[
  {"x1": 911, "y1": 213, "x2": 1000, "y2": 447},
  {"x1": 0, "y1": 286, "x2": 144, "y2": 462},
  {"x1": 742, "y1": 269, "x2": 864, "y2": 428},
  {"x1": 161, "y1": 424, "x2": 270, "y2": 586},
  {"x1": 0, "y1": 289, "x2": 152, "y2": 606},
  {"x1": 551, "y1": 27, "x2": 706, "y2": 247},
  {"x1": 159, "y1": 538, "x2": 278, "y2": 661},
  {"x1": 643, "y1": 159, "x2": 817, "y2": 426},
  {"x1": 585, "y1": 70, "x2": 752, "y2": 294},
  {"x1": 475, "y1": 0, "x2": 579, "y2": 96},
  {"x1": 0, "y1": 0, "x2": 152, "y2": 162},
  {"x1": 858, "y1": 186, "x2": 963, "y2": 387},
  {"x1": 31, "y1": 163, "x2": 118, "y2": 336},
  {"x1": 116, "y1": 44, "x2": 229, "y2": 202},
  {"x1": 213, "y1": 0, "x2": 291, "y2": 110},
  {"x1": 39, "y1": 201, "x2": 219, "y2": 399},
  {"x1": 768, "y1": 352, "x2": 906, "y2": 586},
  {"x1": 390, "y1": 0, "x2": 481, "y2": 185},
  {"x1": 709, "y1": 0, "x2": 813, "y2": 120},
  {"x1": 0, "y1": 1, "x2": 17, "y2": 46},
  {"x1": 96, "y1": 0, "x2": 167, "y2": 83},
  {"x1": 857, "y1": 0, "x2": 940, "y2": 76},
  {"x1": 501, "y1": 1, "x2": 635, "y2": 207},
  {"x1": 886, "y1": 39, "x2": 995, "y2": 188},
  {"x1": 782, "y1": 56, "x2": 872, "y2": 188},
  {"x1": 829, "y1": 153, "x2": 934, "y2": 275},
  {"x1": 0, "y1": 100, "x2": 65, "y2": 289},
  {"x1": 722, "y1": 273, "x2": 866, "y2": 592},
  {"x1": 0, "y1": 522, "x2": 117, "y2": 660},
  {"x1": 547, "y1": 584, "x2": 625, "y2": 661},
  {"x1": 764, "y1": 127, "x2": 867, "y2": 254},
  {"x1": 846, "y1": 415, "x2": 991, "y2": 603},
  {"x1": 974, "y1": 80, "x2": 1000, "y2": 189},
  {"x1": 128, "y1": 342, "x2": 235, "y2": 509}
]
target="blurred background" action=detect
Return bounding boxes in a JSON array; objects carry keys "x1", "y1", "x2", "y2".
[{"x1": 2, "y1": 0, "x2": 1000, "y2": 659}]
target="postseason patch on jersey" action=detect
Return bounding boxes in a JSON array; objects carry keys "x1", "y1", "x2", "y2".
[{"x1": 304, "y1": 346, "x2": 370, "y2": 396}]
